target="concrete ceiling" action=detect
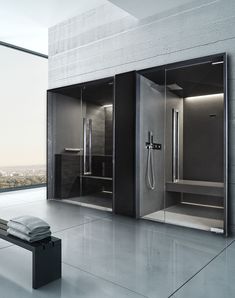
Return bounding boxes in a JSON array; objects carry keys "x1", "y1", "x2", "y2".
[{"x1": 0, "y1": 0, "x2": 107, "y2": 55}]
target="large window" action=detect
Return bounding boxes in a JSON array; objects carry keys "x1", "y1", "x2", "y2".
[{"x1": 0, "y1": 45, "x2": 47, "y2": 190}]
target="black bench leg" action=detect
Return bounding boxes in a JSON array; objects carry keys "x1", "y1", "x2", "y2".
[{"x1": 32, "y1": 240, "x2": 61, "y2": 289}]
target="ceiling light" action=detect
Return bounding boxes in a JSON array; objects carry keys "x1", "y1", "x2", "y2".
[
  {"x1": 212, "y1": 61, "x2": 224, "y2": 65},
  {"x1": 185, "y1": 93, "x2": 224, "y2": 100},
  {"x1": 102, "y1": 104, "x2": 113, "y2": 108}
]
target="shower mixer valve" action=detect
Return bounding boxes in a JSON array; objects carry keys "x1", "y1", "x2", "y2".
[
  {"x1": 145, "y1": 131, "x2": 161, "y2": 190},
  {"x1": 145, "y1": 132, "x2": 161, "y2": 150}
]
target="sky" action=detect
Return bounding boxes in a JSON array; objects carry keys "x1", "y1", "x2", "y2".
[
  {"x1": 0, "y1": 0, "x2": 107, "y2": 54},
  {"x1": 0, "y1": 45, "x2": 48, "y2": 167}
]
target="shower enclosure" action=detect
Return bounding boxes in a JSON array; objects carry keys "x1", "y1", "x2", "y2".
[
  {"x1": 47, "y1": 78, "x2": 114, "y2": 211},
  {"x1": 47, "y1": 72, "x2": 136, "y2": 216},
  {"x1": 136, "y1": 54, "x2": 228, "y2": 234}
]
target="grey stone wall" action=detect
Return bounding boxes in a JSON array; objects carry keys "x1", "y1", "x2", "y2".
[
  {"x1": 48, "y1": 0, "x2": 235, "y2": 229},
  {"x1": 137, "y1": 76, "x2": 165, "y2": 217}
]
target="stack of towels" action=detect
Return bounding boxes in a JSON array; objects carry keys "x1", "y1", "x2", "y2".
[{"x1": 7, "y1": 216, "x2": 51, "y2": 242}]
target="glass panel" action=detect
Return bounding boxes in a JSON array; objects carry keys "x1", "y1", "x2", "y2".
[
  {"x1": 0, "y1": 45, "x2": 47, "y2": 191},
  {"x1": 136, "y1": 73, "x2": 165, "y2": 221},
  {"x1": 80, "y1": 82, "x2": 113, "y2": 210},
  {"x1": 48, "y1": 88, "x2": 83, "y2": 200},
  {"x1": 48, "y1": 79, "x2": 114, "y2": 210},
  {"x1": 164, "y1": 58, "x2": 225, "y2": 232}
]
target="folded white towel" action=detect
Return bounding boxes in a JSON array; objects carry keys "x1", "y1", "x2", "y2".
[
  {"x1": 7, "y1": 216, "x2": 50, "y2": 236},
  {"x1": 7, "y1": 227, "x2": 51, "y2": 242}
]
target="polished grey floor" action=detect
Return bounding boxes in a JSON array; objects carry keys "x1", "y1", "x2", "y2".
[
  {"x1": 68, "y1": 192, "x2": 113, "y2": 210},
  {"x1": 0, "y1": 188, "x2": 234, "y2": 297}
]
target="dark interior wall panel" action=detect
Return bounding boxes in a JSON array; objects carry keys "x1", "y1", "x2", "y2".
[
  {"x1": 182, "y1": 94, "x2": 224, "y2": 206},
  {"x1": 105, "y1": 107, "x2": 113, "y2": 155},
  {"x1": 54, "y1": 94, "x2": 82, "y2": 154},
  {"x1": 114, "y1": 72, "x2": 136, "y2": 217},
  {"x1": 85, "y1": 102, "x2": 105, "y2": 156},
  {"x1": 183, "y1": 94, "x2": 224, "y2": 182},
  {"x1": 55, "y1": 154, "x2": 81, "y2": 199}
]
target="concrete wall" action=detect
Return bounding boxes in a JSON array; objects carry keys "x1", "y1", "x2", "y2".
[
  {"x1": 48, "y1": 0, "x2": 235, "y2": 229},
  {"x1": 136, "y1": 75, "x2": 165, "y2": 217}
]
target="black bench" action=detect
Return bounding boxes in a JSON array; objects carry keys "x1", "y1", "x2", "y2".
[{"x1": 0, "y1": 218, "x2": 61, "y2": 289}]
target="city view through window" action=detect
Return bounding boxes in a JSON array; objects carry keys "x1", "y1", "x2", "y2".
[
  {"x1": 0, "y1": 45, "x2": 47, "y2": 190},
  {"x1": 0, "y1": 165, "x2": 46, "y2": 189}
]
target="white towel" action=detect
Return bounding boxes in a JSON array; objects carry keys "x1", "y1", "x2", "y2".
[
  {"x1": 7, "y1": 215, "x2": 50, "y2": 236},
  {"x1": 7, "y1": 227, "x2": 51, "y2": 242}
]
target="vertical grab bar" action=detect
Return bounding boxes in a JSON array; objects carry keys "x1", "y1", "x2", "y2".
[
  {"x1": 83, "y1": 118, "x2": 87, "y2": 174},
  {"x1": 88, "y1": 119, "x2": 92, "y2": 174},
  {"x1": 83, "y1": 118, "x2": 92, "y2": 175},
  {"x1": 172, "y1": 109, "x2": 179, "y2": 181}
]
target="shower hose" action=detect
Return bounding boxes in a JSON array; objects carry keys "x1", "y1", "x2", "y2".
[{"x1": 147, "y1": 145, "x2": 155, "y2": 190}]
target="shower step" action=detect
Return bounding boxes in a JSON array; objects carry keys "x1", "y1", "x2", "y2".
[{"x1": 166, "y1": 180, "x2": 224, "y2": 197}]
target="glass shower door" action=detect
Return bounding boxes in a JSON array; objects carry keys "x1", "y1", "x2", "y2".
[
  {"x1": 164, "y1": 59, "x2": 226, "y2": 232},
  {"x1": 47, "y1": 89, "x2": 84, "y2": 200},
  {"x1": 79, "y1": 83, "x2": 113, "y2": 210}
]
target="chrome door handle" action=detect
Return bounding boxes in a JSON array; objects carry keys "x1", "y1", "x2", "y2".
[
  {"x1": 88, "y1": 119, "x2": 92, "y2": 174},
  {"x1": 83, "y1": 118, "x2": 92, "y2": 175},
  {"x1": 172, "y1": 109, "x2": 179, "y2": 181}
]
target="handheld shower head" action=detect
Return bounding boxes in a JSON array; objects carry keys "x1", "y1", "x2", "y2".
[{"x1": 145, "y1": 131, "x2": 162, "y2": 190}]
